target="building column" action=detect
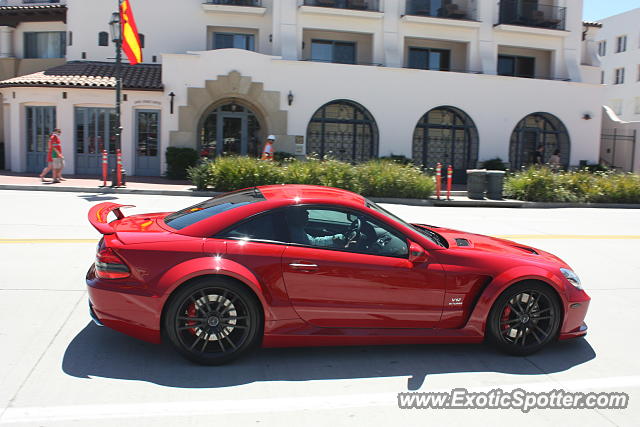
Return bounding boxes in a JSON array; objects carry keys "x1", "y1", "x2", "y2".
[
  {"x1": 2, "y1": 99, "x2": 10, "y2": 170},
  {"x1": 58, "y1": 98, "x2": 74, "y2": 175},
  {"x1": 273, "y1": 0, "x2": 298, "y2": 60},
  {"x1": 382, "y1": 0, "x2": 402, "y2": 68},
  {"x1": 476, "y1": 0, "x2": 496, "y2": 75},
  {"x1": 0, "y1": 26, "x2": 14, "y2": 58},
  {"x1": 8, "y1": 100, "x2": 24, "y2": 172},
  {"x1": 121, "y1": 102, "x2": 135, "y2": 176}
]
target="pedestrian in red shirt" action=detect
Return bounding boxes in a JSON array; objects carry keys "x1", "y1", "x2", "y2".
[
  {"x1": 50, "y1": 129, "x2": 65, "y2": 183},
  {"x1": 38, "y1": 129, "x2": 59, "y2": 182}
]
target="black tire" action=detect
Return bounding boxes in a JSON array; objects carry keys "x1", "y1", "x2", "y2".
[
  {"x1": 163, "y1": 276, "x2": 263, "y2": 365},
  {"x1": 487, "y1": 281, "x2": 562, "y2": 356}
]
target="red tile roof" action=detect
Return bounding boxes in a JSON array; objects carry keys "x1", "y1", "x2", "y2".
[{"x1": 0, "y1": 61, "x2": 163, "y2": 91}]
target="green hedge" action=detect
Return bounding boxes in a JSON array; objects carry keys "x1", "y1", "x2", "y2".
[
  {"x1": 187, "y1": 156, "x2": 435, "y2": 198},
  {"x1": 504, "y1": 166, "x2": 640, "y2": 203},
  {"x1": 165, "y1": 147, "x2": 199, "y2": 180}
]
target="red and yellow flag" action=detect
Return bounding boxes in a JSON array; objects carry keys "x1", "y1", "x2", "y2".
[{"x1": 120, "y1": 0, "x2": 142, "y2": 65}]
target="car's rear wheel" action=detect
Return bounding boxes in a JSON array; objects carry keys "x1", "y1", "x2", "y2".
[
  {"x1": 487, "y1": 281, "x2": 561, "y2": 356},
  {"x1": 164, "y1": 277, "x2": 263, "y2": 365}
]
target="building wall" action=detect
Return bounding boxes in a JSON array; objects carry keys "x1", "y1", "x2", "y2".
[
  {"x1": 163, "y1": 49, "x2": 603, "y2": 167},
  {"x1": 2, "y1": 86, "x2": 164, "y2": 175},
  {"x1": 64, "y1": 0, "x2": 587, "y2": 83},
  {"x1": 596, "y1": 8, "x2": 640, "y2": 121}
]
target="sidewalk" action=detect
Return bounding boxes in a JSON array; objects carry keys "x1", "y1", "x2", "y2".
[{"x1": 1, "y1": 171, "x2": 639, "y2": 208}]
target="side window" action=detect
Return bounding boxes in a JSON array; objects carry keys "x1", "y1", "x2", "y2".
[
  {"x1": 284, "y1": 206, "x2": 408, "y2": 258},
  {"x1": 218, "y1": 212, "x2": 285, "y2": 243}
]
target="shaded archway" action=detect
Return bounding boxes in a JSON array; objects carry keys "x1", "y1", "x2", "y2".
[
  {"x1": 199, "y1": 100, "x2": 263, "y2": 158},
  {"x1": 412, "y1": 106, "x2": 479, "y2": 182},
  {"x1": 306, "y1": 100, "x2": 379, "y2": 163},
  {"x1": 509, "y1": 113, "x2": 570, "y2": 170}
]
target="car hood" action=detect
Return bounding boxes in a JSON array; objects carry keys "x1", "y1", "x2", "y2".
[{"x1": 414, "y1": 224, "x2": 569, "y2": 267}]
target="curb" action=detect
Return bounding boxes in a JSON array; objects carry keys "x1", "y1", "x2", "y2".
[{"x1": 2, "y1": 184, "x2": 640, "y2": 209}]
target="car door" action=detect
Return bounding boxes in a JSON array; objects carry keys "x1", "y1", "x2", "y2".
[
  {"x1": 204, "y1": 211, "x2": 290, "y2": 310},
  {"x1": 280, "y1": 206, "x2": 446, "y2": 329}
]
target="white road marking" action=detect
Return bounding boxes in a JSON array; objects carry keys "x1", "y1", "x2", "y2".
[{"x1": 2, "y1": 375, "x2": 638, "y2": 423}]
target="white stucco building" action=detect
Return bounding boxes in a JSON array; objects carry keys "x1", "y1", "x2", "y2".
[
  {"x1": 596, "y1": 7, "x2": 640, "y2": 122},
  {"x1": 0, "y1": 0, "x2": 604, "y2": 180}
]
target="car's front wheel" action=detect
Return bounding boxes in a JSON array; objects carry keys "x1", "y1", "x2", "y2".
[
  {"x1": 164, "y1": 277, "x2": 263, "y2": 365},
  {"x1": 487, "y1": 281, "x2": 561, "y2": 356}
]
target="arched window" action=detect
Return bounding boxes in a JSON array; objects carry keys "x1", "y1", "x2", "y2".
[
  {"x1": 139, "y1": 33, "x2": 145, "y2": 48},
  {"x1": 306, "y1": 100, "x2": 378, "y2": 163},
  {"x1": 509, "y1": 113, "x2": 570, "y2": 170},
  {"x1": 412, "y1": 106, "x2": 478, "y2": 181},
  {"x1": 98, "y1": 31, "x2": 109, "y2": 47}
]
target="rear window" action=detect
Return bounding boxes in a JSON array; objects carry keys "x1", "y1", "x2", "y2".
[{"x1": 164, "y1": 188, "x2": 265, "y2": 230}]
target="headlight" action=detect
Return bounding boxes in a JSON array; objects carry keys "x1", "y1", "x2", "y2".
[{"x1": 560, "y1": 268, "x2": 582, "y2": 290}]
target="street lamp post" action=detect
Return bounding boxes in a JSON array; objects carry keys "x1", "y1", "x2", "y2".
[{"x1": 109, "y1": 3, "x2": 123, "y2": 186}]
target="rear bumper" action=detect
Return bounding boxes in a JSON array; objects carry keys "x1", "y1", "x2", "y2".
[{"x1": 86, "y1": 265, "x2": 162, "y2": 344}]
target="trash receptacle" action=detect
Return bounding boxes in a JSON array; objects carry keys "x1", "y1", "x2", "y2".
[
  {"x1": 466, "y1": 169, "x2": 487, "y2": 200},
  {"x1": 111, "y1": 168, "x2": 127, "y2": 187},
  {"x1": 486, "y1": 170, "x2": 506, "y2": 200}
]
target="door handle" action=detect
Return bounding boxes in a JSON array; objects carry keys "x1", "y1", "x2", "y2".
[{"x1": 288, "y1": 262, "x2": 319, "y2": 270}]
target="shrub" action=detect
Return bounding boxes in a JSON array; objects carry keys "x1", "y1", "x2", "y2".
[
  {"x1": 191, "y1": 156, "x2": 434, "y2": 198},
  {"x1": 274, "y1": 151, "x2": 296, "y2": 163},
  {"x1": 505, "y1": 166, "x2": 640, "y2": 203},
  {"x1": 356, "y1": 160, "x2": 434, "y2": 199},
  {"x1": 186, "y1": 160, "x2": 213, "y2": 191},
  {"x1": 206, "y1": 156, "x2": 284, "y2": 192},
  {"x1": 482, "y1": 157, "x2": 507, "y2": 171},
  {"x1": 166, "y1": 147, "x2": 199, "y2": 180}
]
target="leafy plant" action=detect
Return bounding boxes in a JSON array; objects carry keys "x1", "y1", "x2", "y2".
[
  {"x1": 482, "y1": 157, "x2": 507, "y2": 171},
  {"x1": 165, "y1": 147, "x2": 199, "y2": 180}
]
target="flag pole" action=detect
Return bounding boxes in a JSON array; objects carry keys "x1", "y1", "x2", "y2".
[{"x1": 115, "y1": 0, "x2": 122, "y2": 155}]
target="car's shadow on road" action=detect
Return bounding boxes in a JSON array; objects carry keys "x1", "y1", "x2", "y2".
[{"x1": 62, "y1": 323, "x2": 596, "y2": 391}]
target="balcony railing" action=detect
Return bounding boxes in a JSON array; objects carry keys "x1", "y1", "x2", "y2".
[
  {"x1": 203, "y1": 0, "x2": 262, "y2": 6},
  {"x1": 303, "y1": 0, "x2": 379, "y2": 12},
  {"x1": 405, "y1": 0, "x2": 476, "y2": 21},
  {"x1": 498, "y1": 0, "x2": 566, "y2": 30}
]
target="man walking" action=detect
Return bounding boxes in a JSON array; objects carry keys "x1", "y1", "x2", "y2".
[
  {"x1": 39, "y1": 128, "x2": 64, "y2": 182},
  {"x1": 261, "y1": 135, "x2": 276, "y2": 161},
  {"x1": 50, "y1": 129, "x2": 65, "y2": 183}
]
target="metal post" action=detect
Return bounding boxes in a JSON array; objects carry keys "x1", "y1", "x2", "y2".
[
  {"x1": 111, "y1": 0, "x2": 123, "y2": 186},
  {"x1": 632, "y1": 130, "x2": 637, "y2": 173}
]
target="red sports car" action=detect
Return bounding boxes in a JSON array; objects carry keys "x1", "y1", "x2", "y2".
[{"x1": 87, "y1": 185, "x2": 589, "y2": 364}]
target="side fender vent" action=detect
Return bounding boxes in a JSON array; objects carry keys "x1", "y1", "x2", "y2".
[{"x1": 455, "y1": 238, "x2": 471, "y2": 247}]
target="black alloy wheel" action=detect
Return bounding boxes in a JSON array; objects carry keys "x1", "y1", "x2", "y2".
[
  {"x1": 487, "y1": 281, "x2": 561, "y2": 356},
  {"x1": 164, "y1": 277, "x2": 263, "y2": 365}
]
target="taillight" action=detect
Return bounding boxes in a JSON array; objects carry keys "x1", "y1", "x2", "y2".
[{"x1": 95, "y1": 247, "x2": 130, "y2": 279}]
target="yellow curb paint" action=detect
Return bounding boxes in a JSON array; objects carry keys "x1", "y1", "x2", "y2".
[
  {"x1": 494, "y1": 235, "x2": 640, "y2": 240},
  {"x1": 0, "y1": 239, "x2": 99, "y2": 244}
]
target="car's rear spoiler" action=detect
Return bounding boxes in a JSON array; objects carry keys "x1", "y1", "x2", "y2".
[{"x1": 88, "y1": 202, "x2": 135, "y2": 235}]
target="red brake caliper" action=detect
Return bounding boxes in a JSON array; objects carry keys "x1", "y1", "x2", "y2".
[
  {"x1": 501, "y1": 306, "x2": 512, "y2": 333},
  {"x1": 186, "y1": 303, "x2": 198, "y2": 335}
]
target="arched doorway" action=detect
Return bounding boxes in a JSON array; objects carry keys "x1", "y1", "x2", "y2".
[
  {"x1": 509, "y1": 113, "x2": 570, "y2": 170},
  {"x1": 412, "y1": 106, "x2": 478, "y2": 183},
  {"x1": 306, "y1": 100, "x2": 378, "y2": 163},
  {"x1": 199, "y1": 101, "x2": 262, "y2": 158}
]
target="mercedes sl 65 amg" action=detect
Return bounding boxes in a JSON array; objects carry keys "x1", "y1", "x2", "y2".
[{"x1": 86, "y1": 185, "x2": 589, "y2": 364}]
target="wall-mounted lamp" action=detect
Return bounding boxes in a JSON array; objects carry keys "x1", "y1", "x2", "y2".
[
  {"x1": 582, "y1": 113, "x2": 592, "y2": 120},
  {"x1": 169, "y1": 92, "x2": 175, "y2": 114},
  {"x1": 287, "y1": 90, "x2": 294, "y2": 106}
]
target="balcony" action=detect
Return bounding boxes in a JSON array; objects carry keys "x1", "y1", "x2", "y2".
[
  {"x1": 203, "y1": 0, "x2": 261, "y2": 6},
  {"x1": 302, "y1": 0, "x2": 379, "y2": 12},
  {"x1": 201, "y1": 0, "x2": 265, "y2": 15},
  {"x1": 405, "y1": 0, "x2": 476, "y2": 21},
  {"x1": 498, "y1": 0, "x2": 566, "y2": 31}
]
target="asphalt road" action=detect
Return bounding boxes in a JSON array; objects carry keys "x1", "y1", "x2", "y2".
[{"x1": 0, "y1": 190, "x2": 638, "y2": 426}]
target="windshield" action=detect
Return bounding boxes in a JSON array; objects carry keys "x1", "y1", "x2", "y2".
[
  {"x1": 165, "y1": 188, "x2": 265, "y2": 230},
  {"x1": 366, "y1": 199, "x2": 444, "y2": 247}
]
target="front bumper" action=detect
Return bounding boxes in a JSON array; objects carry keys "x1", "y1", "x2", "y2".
[{"x1": 86, "y1": 264, "x2": 163, "y2": 344}]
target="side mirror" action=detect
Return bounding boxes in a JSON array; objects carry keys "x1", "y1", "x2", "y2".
[{"x1": 408, "y1": 241, "x2": 428, "y2": 263}]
